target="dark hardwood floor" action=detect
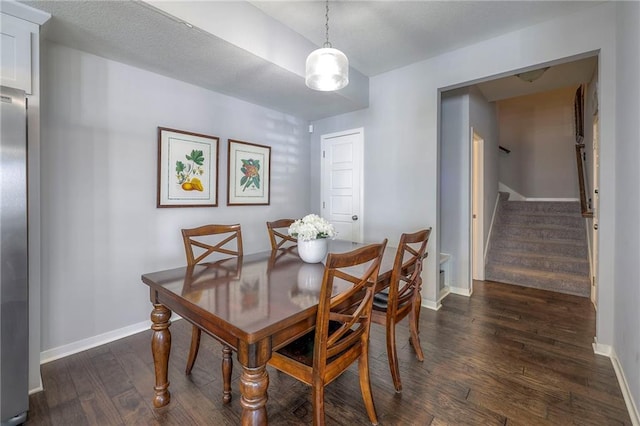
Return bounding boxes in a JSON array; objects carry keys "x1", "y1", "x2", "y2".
[{"x1": 26, "y1": 280, "x2": 632, "y2": 425}]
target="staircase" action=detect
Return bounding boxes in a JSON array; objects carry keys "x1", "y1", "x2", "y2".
[{"x1": 485, "y1": 194, "x2": 591, "y2": 297}]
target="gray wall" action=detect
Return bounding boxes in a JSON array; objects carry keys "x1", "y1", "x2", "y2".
[
  {"x1": 614, "y1": 0, "x2": 640, "y2": 414},
  {"x1": 468, "y1": 86, "x2": 499, "y2": 255},
  {"x1": 497, "y1": 86, "x2": 580, "y2": 199},
  {"x1": 39, "y1": 42, "x2": 310, "y2": 354},
  {"x1": 440, "y1": 86, "x2": 498, "y2": 292},
  {"x1": 440, "y1": 89, "x2": 468, "y2": 290}
]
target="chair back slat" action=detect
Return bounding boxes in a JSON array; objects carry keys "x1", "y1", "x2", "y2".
[
  {"x1": 266, "y1": 219, "x2": 297, "y2": 250},
  {"x1": 182, "y1": 224, "x2": 243, "y2": 266}
]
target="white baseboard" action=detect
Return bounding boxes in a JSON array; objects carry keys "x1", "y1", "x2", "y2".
[
  {"x1": 422, "y1": 299, "x2": 441, "y2": 311},
  {"x1": 40, "y1": 320, "x2": 152, "y2": 364},
  {"x1": 39, "y1": 312, "x2": 183, "y2": 365},
  {"x1": 29, "y1": 379, "x2": 43, "y2": 395},
  {"x1": 592, "y1": 340, "x2": 640, "y2": 425},
  {"x1": 449, "y1": 286, "x2": 472, "y2": 297}
]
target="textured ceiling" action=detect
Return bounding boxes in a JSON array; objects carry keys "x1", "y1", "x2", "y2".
[{"x1": 20, "y1": 0, "x2": 601, "y2": 120}]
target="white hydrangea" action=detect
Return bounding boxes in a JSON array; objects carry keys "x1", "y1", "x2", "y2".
[{"x1": 288, "y1": 214, "x2": 337, "y2": 241}]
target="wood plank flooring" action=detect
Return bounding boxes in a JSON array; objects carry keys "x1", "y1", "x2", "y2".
[{"x1": 26, "y1": 280, "x2": 632, "y2": 425}]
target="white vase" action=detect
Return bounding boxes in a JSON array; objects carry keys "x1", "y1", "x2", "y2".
[{"x1": 298, "y1": 238, "x2": 328, "y2": 263}]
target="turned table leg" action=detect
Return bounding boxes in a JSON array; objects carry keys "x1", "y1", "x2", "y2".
[
  {"x1": 240, "y1": 364, "x2": 269, "y2": 426},
  {"x1": 150, "y1": 303, "x2": 171, "y2": 408}
]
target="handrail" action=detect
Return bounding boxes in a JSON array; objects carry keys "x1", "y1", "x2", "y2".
[{"x1": 575, "y1": 144, "x2": 593, "y2": 218}]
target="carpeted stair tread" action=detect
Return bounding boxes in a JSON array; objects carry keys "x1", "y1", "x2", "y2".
[
  {"x1": 485, "y1": 264, "x2": 590, "y2": 297},
  {"x1": 500, "y1": 212, "x2": 585, "y2": 228},
  {"x1": 485, "y1": 199, "x2": 590, "y2": 298},
  {"x1": 488, "y1": 249, "x2": 589, "y2": 275}
]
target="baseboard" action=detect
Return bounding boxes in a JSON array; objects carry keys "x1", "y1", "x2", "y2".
[
  {"x1": 592, "y1": 340, "x2": 640, "y2": 425},
  {"x1": 29, "y1": 378, "x2": 44, "y2": 395},
  {"x1": 40, "y1": 320, "x2": 152, "y2": 364},
  {"x1": 422, "y1": 298, "x2": 441, "y2": 311},
  {"x1": 449, "y1": 286, "x2": 472, "y2": 297}
]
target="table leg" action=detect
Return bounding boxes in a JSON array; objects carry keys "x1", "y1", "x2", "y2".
[
  {"x1": 240, "y1": 364, "x2": 269, "y2": 426},
  {"x1": 150, "y1": 303, "x2": 171, "y2": 408}
]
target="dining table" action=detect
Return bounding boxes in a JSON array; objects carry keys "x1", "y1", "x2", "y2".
[{"x1": 140, "y1": 239, "x2": 400, "y2": 425}]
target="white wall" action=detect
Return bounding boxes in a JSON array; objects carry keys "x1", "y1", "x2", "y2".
[
  {"x1": 40, "y1": 42, "x2": 310, "y2": 353},
  {"x1": 497, "y1": 86, "x2": 580, "y2": 199},
  {"x1": 614, "y1": 0, "x2": 640, "y2": 416}
]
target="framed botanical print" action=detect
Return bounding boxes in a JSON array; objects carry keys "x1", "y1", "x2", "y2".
[
  {"x1": 227, "y1": 139, "x2": 271, "y2": 206},
  {"x1": 157, "y1": 127, "x2": 219, "y2": 208}
]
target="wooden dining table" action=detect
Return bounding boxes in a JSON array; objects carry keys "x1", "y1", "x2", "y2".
[{"x1": 141, "y1": 239, "x2": 398, "y2": 425}]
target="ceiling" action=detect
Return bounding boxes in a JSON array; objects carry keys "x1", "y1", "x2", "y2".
[{"x1": 19, "y1": 0, "x2": 600, "y2": 120}]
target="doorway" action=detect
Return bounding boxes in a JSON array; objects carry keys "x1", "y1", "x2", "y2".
[{"x1": 472, "y1": 130, "x2": 485, "y2": 282}]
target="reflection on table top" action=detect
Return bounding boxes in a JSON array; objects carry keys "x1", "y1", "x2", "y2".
[{"x1": 141, "y1": 239, "x2": 396, "y2": 336}]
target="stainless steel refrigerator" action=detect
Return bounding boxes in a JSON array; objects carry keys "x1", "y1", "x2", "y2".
[{"x1": 0, "y1": 86, "x2": 29, "y2": 425}]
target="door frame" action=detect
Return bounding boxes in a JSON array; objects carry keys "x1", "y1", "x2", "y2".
[
  {"x1": 471, "y1": 128, "x2": 485, "y2": 281},
  {"x1": 320, "y1": 127, "x2": 364, "y2": 242}
]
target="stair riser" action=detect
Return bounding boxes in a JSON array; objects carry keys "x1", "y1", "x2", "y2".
[
  {"x1": 489, "y1": 252, "x2": 589, "y2": 275},
  {"x1": 499, "y1": 214, "x2": 584, "y2": 228},
  {"x1": 485, "y1": 265, "x2": 590, "y2": 297},
  {"x1": 490, "y1": 239, "x2": 588, "y2": 258},
  {"x1": 495, "y1": 226, "x2": 586, "y2": 241},
  {"x1": 502, "y1": 202, "x2": 581, "y2": 214}
]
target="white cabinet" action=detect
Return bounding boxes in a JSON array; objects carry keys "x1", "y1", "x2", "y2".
[{"x1": 1, "y1": 13, "x2": 37, "y2": 93}]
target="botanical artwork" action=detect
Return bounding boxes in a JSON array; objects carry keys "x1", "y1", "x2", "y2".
[
  {"x1": 227, "y1": 139, "x2": 271, "y2": 205},
  {"x1": 239, "y1": 158, "x2": 261, "y2": 192},
  {"x1": 176, "y1": 150, "x2": 205, "y2": 192},
  {"x1": 158, "y1": 127, "x2": 219, "y2": 207}
]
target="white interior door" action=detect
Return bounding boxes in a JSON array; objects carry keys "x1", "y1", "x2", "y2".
[
  {"x1": 321, "y1": 128, "x2": 363, "y2": 242},
  {"x1": 472, "y1": 130, "x2": 485, "y2": 281}
]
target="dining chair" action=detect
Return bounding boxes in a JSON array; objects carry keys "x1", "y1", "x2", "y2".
[
  {"x1": 266, "y1": 219, "x2": 297, "y2": 250},
  {"x1": 268, "y1": 239, "x2": 388, "y2": 426},
  {"x1": 181, "y1": 223, "x2": 243, "y2": 403},
  {"x1": 371, "y1": 228, "x2": 431, "y2": 393}
]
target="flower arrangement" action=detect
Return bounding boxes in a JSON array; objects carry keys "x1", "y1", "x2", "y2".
[{"x1": 288, "y1": 214, "x2": 336, "y2": 242}]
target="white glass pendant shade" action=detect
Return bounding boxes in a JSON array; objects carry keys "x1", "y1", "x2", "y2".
[{"x1": 305, "y1": 47, "x2": 349, "y2": 91}]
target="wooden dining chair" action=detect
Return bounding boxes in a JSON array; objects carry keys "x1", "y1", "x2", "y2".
[
  {"x1": 266, "y1": 219, "x2": 297, "y2": 250},
  {"x1": 371, "y1": 228, "x2": 431, "y2": 393},
  {"x1": 181, "y1": 223, "x2": 243, "y2": 403},
  {"x1": 269, "y1": 239, "x2": 388, "y2": 426}
]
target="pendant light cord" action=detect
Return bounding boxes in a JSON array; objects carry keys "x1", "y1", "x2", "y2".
[{"x1": 323, "y1": 0, "x2": 332, "y2": 48}]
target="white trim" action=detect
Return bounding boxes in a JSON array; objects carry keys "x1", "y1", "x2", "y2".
[
  {"x1": 0, "y1": 1, "x2": 51, "y2": 25},
  {"x1": 28, "y1": 378, "x2": 43, "y2": 395},
  {"x1": 524, "y1": 197, "x2": 580, "y2": 202},
  {"x1": 593, "y1": 340, "x2": 640, "y2": 426},
  {"x1": 421, "y1": 299, "x2": 442, "y2": 311},
  {"x1": 610, "y1": 349, "x2": 640, "y2": 426},
  {"x1": 39, "y1": 313, "x2": 182, "y2": 364},
  {"x1": 40, "y1": 320, "x2": 152, "y2": 364},
  {"x1": 449, "y1": 286, "x2": 473, "y2": 297},
  {"x1": 592, "y1": 340, "x2": 612, "y2": 356}
]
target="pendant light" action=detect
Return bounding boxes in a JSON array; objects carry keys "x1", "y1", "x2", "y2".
[{"x1": 305, "y1": 0, "x2": 349, "y2": 91}]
